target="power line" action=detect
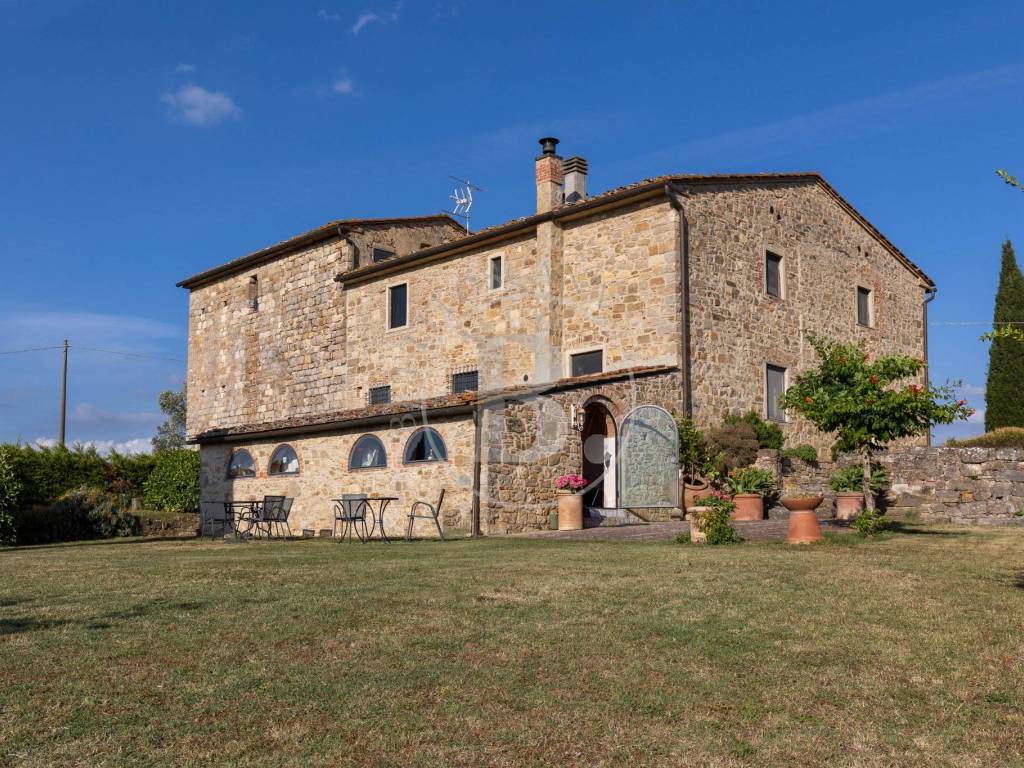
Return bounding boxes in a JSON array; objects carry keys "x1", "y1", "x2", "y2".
[
  {"x1": 929, "y1": 321, "x2": 1024, "y2": 326},
  {"x1": 0, "y1": 344, "x2": 183, "y2": 363}
]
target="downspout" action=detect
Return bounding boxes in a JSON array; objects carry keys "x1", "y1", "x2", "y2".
[
  {"x1": 923, "y1": 285, "x2": 937, "y2": 446},
  {"x1": 471, "y1": 403, "x2": 483, "y2": 536},
  {"x1": 665, "y1": 184, "x2": 693, "y2": 417}
]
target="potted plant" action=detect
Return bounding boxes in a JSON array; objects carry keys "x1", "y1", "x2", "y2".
[
  {"x1": 830, "y1": 465, "x2": 887, "y2": 520},
  {"x1": 780, "y1": 494, "x2": 825, "y2": 544},
  {"x1": 676, "y1": 417, "x2": 712, "y2": 509},
  {"x1": 555, "y1": 474, "x2": 586, "y2": 531},
  {"x1": 687, "y1": 491, "x2": 740, "y2": 545},
  {"x1": 725, "y1": 466, "x2": 776, "y2": 520}
]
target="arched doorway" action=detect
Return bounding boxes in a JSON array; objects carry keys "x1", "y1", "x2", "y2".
[{"x1": 581, "y1": 402, "x2": 617, "y2": 508}]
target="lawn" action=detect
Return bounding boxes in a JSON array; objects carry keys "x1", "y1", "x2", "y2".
[{"x1": 2, "y1": 525, "x2": 1023, "y2": 767}]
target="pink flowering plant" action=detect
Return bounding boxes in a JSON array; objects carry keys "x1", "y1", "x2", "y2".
[{"x1": 556, "y1": 474, "x2": 587, "y2": 493}]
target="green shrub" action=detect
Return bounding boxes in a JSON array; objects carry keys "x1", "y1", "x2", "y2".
[
  {"x1": 726, "y1": 466, "x2": 777, "y2": 495},
  {"x1": 781, "y1": 444, "x2": 819, "y2": 464},
  {"x1": 852, "y1": 508, "x2": 891, "y2": 537},
  {"x1": 674, "y1": 531, "x2": 692, "y2": 544},
  {"x1": 144, "y1": 450, "x2": 200, "y2": 513},
  {"x1": 723, "y1": 410, "x2": 784, "y2": 450},
  {"x1": 1, "y1": 443, "x2": 109, "y2": 508},
  {"x1": 676, "y1": 416, "x2": 712, "y2": 481},
  {"x1": 12, "y1": 486, "x2": 140, "y2": 545},
  {"x1": 692, "y1": 494, "x2": 742, "y2": 545},
  {"x1": 706, "y1": 422, "x2": 759, "y2": 477},
  {"x1": 830, "y1": 465, "x2": 888, "y2": 493},
  {"x1": 106, "y1": 451, "x2": 158, "y2": 496},
  {"x1": 947, "y1": 428, "x2": 1024, "y2": 448},
  {"x1": 0, "y1": 448, "x2": 20, "y2": 545}
]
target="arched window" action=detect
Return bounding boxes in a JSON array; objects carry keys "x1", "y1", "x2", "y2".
[
  {"x1": 269, "y1": 444, "x2": 300, "y2": 475},
  {"x1": 349, "y1": 435, "x2": 387, "y2": 469},
  {"x1": 403, "y1": 427, "x2": 447, "y2": 463},
  {"x1": 227, "y1": 449, "x2": 256, "y2": 479}
]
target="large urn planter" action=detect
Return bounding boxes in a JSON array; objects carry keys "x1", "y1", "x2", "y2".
[
  {"x1": 834, "y1": 492, "x2": 865, "y2": 521},
  {"x1": 682, "y1": 479, "x2": 711, "y2": 510},
  {"x1": 557, "y1": 491, "x2": 584, "y2": 531},
  {"x1": 782, "y1": 495, "x2": 824, "y2": 544},
  {"x1": 731, "y1": 493, "x2": 764, "y2": 521}
]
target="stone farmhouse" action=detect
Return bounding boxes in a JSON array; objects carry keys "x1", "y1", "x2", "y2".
[{"x1": 179, "y1": 137, "x2": 934, "y2": 536}]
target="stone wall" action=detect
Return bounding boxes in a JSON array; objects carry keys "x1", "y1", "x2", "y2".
[
  {"x1": 774, "y1": 446, "x2": 1024, "y2": 524},
  {"x1": 481, "y1": 370, "x2": 683, "y2": 533},
  {"x1": 186, "y1": 220, "x2": 461, "y2": 438},
  {"x1": 198, "y1": 412, "x2": 475, "y2": 538},
  {"x1": 681, "y1": 180, "x2": 929, "y2": 452}
]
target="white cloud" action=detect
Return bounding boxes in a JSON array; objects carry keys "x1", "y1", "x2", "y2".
[
  {"x1": 318, "y1": 8, "x2": 341, "y2": 21},
  {"x1": 161, "y1": 84, "x2": 241, "y2": 126},
  {"x1": 959, "y1": 382, "x2": 986, "y2": 397},
  {"x1": 175, "y1": 62, "x2": 196, "y2": 74},
  {"x1": 33, "y1": 437, "x2": 153, "y2": 456},
  {"x1": 967, "y1": 406, "x2": 986, "y2": 425},
  {"x1": 332, "y1": 74, "x2": 355, "y2": 94},
  {"x1": 350, "y1": 2, "x2": 401, "y2": 34},
  {"x1": 70, "y1": 403, "x2": 162, "y2": 427}
]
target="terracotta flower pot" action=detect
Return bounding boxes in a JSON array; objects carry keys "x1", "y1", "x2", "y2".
[
  {"x1": 731, "y1": 493, "x2": 764, "y2": 521},
  {"x1": 781, "y1": 495, "x2": 824, "y2": 512},
  {"x1": 835, "y1": 492, "x2": 865, "y2": 521},
  {"x1": 787, "y1": 511, "x2": 823, "y2": 544},
  {"x1": 682, "y1": 479, "x2": 711, "y2": 509},
  {"x1": 557, "y1": 491, "x2": 583, "y2": 531},
  {"x1": 687, "y1": 507, "x2": 708, "y2": 543}
]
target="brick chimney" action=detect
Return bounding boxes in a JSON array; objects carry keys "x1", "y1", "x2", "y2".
[
  {"x1": 535, "y1": 137, "x2": 563, "y2": 214},
  {"x1": 563, "y1": 156, "x2": 588, "y2": 204}
]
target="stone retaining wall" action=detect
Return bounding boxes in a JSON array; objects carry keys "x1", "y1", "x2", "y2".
[{"x1": 769, "y1": 446, "x2": 1024, "y2": 524}]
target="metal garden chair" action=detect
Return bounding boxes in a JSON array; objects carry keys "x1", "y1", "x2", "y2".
[
  {"x1": 244, "y1": 495, "x2": 287, "y2": 539},
  {"x1": 405, "y1": 488, "x2": 445, "y2": 541},
  {"x1": 333, "y1": 494, "x2": 369, "y2": 542}
]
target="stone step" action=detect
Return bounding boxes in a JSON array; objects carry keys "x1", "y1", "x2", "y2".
[{"x1": 584, "y1": 507, "x2": 646, "y2": 527}]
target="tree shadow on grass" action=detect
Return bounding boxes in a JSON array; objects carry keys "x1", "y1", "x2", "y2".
[
  {"x1": 0, "y1": 599, "x2": 207, "y2": 636},
  {"x1": 1011, "y1": 571, "x2": 1024, "y2": 591},
  {"x1": 884, "y1": 521, "x2": 967, "y2": 537},
  {"x1": 9, "y1": 536, "x2": 200, "y2": 552}
]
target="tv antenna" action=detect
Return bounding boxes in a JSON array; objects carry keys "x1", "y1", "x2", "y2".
[{"x1": 448, "y1": 175, "x2": 483, "y2": 234}]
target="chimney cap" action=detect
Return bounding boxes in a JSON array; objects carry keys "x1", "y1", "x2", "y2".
[
  {"x1": 563, "y1": 156, "x2": 588, "y2": 174},
  {"x1": 538, "y1": 137, "x2": 560, "y2": 156}
]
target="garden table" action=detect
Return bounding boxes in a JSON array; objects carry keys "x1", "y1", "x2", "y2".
[
  {"x1": 202, "y1": 500, "x2": 260, "y2": 538},
  {"x1": 331, "y1": 496, "x2": 397, "y2": 542}
]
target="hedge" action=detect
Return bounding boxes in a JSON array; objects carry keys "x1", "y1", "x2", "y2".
[
  {"x1": 12, "y1": 486, "x2": 141, "y2": 546},
  {"x1": 144, "y1": 450, "x2": 201, "y2": 514}
]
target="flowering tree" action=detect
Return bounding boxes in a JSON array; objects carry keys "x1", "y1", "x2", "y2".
[{"x1": 781, "y1": 333, "x2": 974, "y2": 507}]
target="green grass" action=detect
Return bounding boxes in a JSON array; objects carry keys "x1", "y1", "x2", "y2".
[{"x1": 2, "y1": 525, "x2": 1024, "y2": 767}]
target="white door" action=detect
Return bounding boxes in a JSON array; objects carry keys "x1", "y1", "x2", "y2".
[{"x1": 603, "y1": 437, "x2": 617, "y2": 508}]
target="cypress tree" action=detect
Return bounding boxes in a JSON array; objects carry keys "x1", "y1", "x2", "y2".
[{"x1": 985, "y1": 240, "x2": 1024, "y2": 430}]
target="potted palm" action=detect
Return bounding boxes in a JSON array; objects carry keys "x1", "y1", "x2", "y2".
[
  {"x1": 725, "y1": 466, "x2": 776, "y2": 520},
  {"x1": 555, "y1": 474, "x2": 586, "y2": 530},
  {"x1": 830, "y1": 465, "x2": 887, "y2": 520}
]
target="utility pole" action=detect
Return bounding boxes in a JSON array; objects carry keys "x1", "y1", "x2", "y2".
[{"x1": 58, "y1": 339, "x2": 68, "y2": 447}]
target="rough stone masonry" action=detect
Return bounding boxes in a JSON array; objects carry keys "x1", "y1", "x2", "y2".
[{"x1": 178, "y1": 138, "x2": 935, "y2": 536}]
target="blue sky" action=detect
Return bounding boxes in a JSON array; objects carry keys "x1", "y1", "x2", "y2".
[{"x1": 2, "y1": 0, "x2": 1022, "y2": 451}]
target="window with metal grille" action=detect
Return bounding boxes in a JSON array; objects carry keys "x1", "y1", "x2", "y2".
[
  {"x1": 451, "y1": 370, "x2": 479, "y2": 394},
  {"x1": 766, "y1": 364, "x2": 787, "y2": 422},
  {"x1": 489, "y1": 256, "x2": 502, "y2": 290},
  {"x1": 388, "y1": 284, "x2": 407, "y2": 329},
  {"x1": 766, "y1": 251, "x2": 782, "y2": 298},
  {"x1": 368, "y1": 385, "x2": 391, "y2": 405},
  {"x1": 857, "y1": 286, "x2": 872, "y2": 327},
  {"x1": 372, "y1": 247, "x2": 395, "y2": 263},
  {"x1": 570, "y1": 350, "x2": 603, "y2": 377}
]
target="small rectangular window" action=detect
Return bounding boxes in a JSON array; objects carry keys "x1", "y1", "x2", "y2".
[
  {"x1": 248, "y1": 275, "x2": 259, "y2": 311},
  {"x1": 857, "y1": 286, "x2": 872, "y2": 327},
  {"x1": 766, "y1": 251, "x2": 782, "y2": 298},
  {"x1": 372, "y1": 247, "x2": 395, "y2": 263},
  {"x1": 388, "y1": 284, "x2": 407, "y2": 329},
  {"x1": 766, "y1": 364, "x2": 787, "y2": 422},
  {"x1": 571, "y1": 350, "x2": 603, "y2": 378},
  {"x1": 489, "y1": 256, "x2": 502, "y2": 290},
  {"x1": 368, "y1": 385, "x2": 391, "y2": 405},
  {"x1": 451, "y1": 370, "x2": 479, "y2": 394}
]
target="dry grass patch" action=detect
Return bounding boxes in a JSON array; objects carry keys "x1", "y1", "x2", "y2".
[{"x1": 1, "y1": 525, "x2": 1024, "y2": 766}]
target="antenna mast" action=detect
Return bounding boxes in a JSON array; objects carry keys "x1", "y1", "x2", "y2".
[{"x1": 448, "y1": 175, "x2": 483, "y2": 234}]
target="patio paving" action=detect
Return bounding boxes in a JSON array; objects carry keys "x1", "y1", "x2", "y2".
[{"x1": 520, "y1": 518, "x2": 851, "y2": 542}]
